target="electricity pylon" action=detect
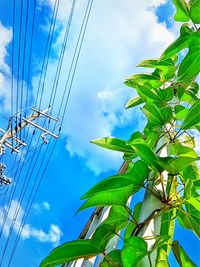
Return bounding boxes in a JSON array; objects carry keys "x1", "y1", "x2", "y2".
[{"x1": 0, "y1": 107, "x2": 59, "y2": 185}]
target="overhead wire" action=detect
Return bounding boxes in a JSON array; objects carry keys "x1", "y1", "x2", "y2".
[
  {"x1": 0, "y1": 0, "x2": 60, "y2": 261},
  {"x1": 0, "y1": 0, "x2": 93, "y2": 265},
  {"x1": 24, "y1": 0, "x2": 37, "y2": 117},
  {"x1": 0, "y1": 0, "x2": 61, "y2": 265},
  {"x1": 35, "y1": 0, "x2": 60, "y2": 109},
  {"x1": 48, "y1": 0, "x2": 76, "y2": 113},
  {"x1": 7, "y1": 0, "x2": 94, "y2": 264},
  {"x1": 15, "y1": 0, "x2": 24, "y2": 142}
]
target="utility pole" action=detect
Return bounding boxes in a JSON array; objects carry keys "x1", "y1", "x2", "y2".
[
  {"x1": 0, "y1": 107, "x2": 59, "y2": 185},
  {"x1": 63, "y1": 161, "x2": 130, "y2": 267}
]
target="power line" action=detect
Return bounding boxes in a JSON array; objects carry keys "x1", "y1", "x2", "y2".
[{"x1": 6, "y1": 1, "x2": 94, "y2": 264}]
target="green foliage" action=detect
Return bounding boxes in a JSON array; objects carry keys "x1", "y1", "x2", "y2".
[
  {"x1": 41, "y1": 1, "x2": 200, "y2": 267},
  {"x1": 40, "y1": 240, "x2": 101, "y2": 267},
  {"x1": 121, "y1": 236, "x2": 148, "y2": 267},
  {"x1": 172, "y1": 241, "x2": 198, "y2": 267}
]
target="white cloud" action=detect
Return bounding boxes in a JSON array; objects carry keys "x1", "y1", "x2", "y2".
[
  {"x1": 32, "y1": 1, "x2": 176, "y2": 174},
  {"x1": 0, "y1": 200, "x2": 62, "y2": 246},
  {"x1": 0, "y1": 22, "x2": 12, "y2": 113},
  {"x1": 0, "y1": 22, "x2": 12, "y2": 75},
  {"x1": 33, "y1": 201, "x2": 51, "y2": 212}
]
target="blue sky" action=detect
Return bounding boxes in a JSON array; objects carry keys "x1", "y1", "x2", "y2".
[{"x1": 0, "y1": 0, "x2": 199, "y2": 266}]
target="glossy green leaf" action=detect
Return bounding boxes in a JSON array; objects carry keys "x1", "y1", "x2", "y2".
[
  {"x1": 40, "y1": 240, "x2": 100, "y2": 267},
  {"x1": 81, "y1": 166, "x2": 146, "y2": 200},
  {"x1": 142, "y1": 104, "x2": 172, "y2": 126},
  {"x1": 161, "y1": 34, "x2": 190, "y2": 59},
  {"x1": 177, "y1": 33, "x2": 200, "y2": 82},
  {"x1": 138, "y1": 87, "x2": 161, "y2": 102},
  {"x1": 180, "y1": 23, "x2": 193, "y2": 36},
  {"x1": 187, "y1": 81, "x2": 199, "y2": 94},
  {"x1": 193, "y1": 180, "x2": 200, "y2": 190},
  {"x1": 181, "y1": 91, "x2": 198, "y2": 105},
  {"x1": 124, "y1": 73, "x2": 162, "y2": 89},
  {"x1": 181, "y1": 100, "x2": 200, "y2": 129},
  {"x1": 132, "y1": 144, "x2": 163, "y2": 172},
  {"x1": 92, "y1": 224, "x2": 115, "y2": 251},
  {"x1": 142, "y1": 104, "x2": 163, "y2": 125},
  {"x1": 121, "y1": 236, "x2": 147, "y2": 267},
  {"x1": 181, "y1": 164, "x2": 200, "y2": 181},
  {"x1": 172, "y1": 241, "x2": 198, "y2": 267},
  {"x1": 128, "y1": 131, "x2": 144, "y2": 145},
  {"x1": 137, "y1": 58, "x2": 175, "y2": 75},
  {"x1": 90, "y1": 137, "x2": 135, "y2": 154},
  {"x1": 178, "y1": 204, "x2": 200, "y2": 238},
  {"x1": 78, "y1": 184, "x2": 134, "y2": 212},
  {"x1": 100, "y1": 250, "x2": 122, "y2": 267},
  {"x1": 172, "y1": 0, "x2": 190, "y2": 21},
  {"x1": 169, "y1": 143, "x2": 198, "y2": 158},
  {"x1": 125, "y1": 96, "x2": 144, "y2": 109},
  {"x1": 124, "y1": 202, "x2": 142, "y2": 239},
  {"x1": 156, "y1": 87, "x2": 174, "y2": 102},
  {"x1": 190, "y1": 0, "x2": 200, "y2": 23},
  {"x1": 103, "y1": 206, "x2": 130, "y2": 232},
  {"x1": 159, "y1": 156, "x2": 198, "y2": 174},
  {"x1": 128, "y1": 160, "x2": 149, "y2": 181},
  {"x1": 175, "y1": 105, "x2": 189, "y2": 120}
]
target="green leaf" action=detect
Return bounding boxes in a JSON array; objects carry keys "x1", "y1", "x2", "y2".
[
  {"x1": 187, "y1": 81, "x2": 199, "y2": 95},
  {"x1": 178, "y1": 204, "x2": 200, "y2": 238},
  {"x1": 175, "y1": 105, "x2": 189, "y2": 120},
  {"x1": 128, "y1": 131, "x2": 144, "y2": 145},
  {"x1": 159, "y1": 156, "x2": 198, "y2": 175},
  {"x1": 142, "y1": 104, "x2": 163, "y2": 125},
  {"x1": 78, "y1": 185, "x2": 134, "y2": 212},
  {"x1": 193, "y1": 180, "x2": 200, "y2": 190},
  {"x1": 121, "y1": 236, "x2": 147, "y2": 267},
  {"x1": 81, "y1": 162, "x2": 147, "y2": 200},
  {"x1": 92, "y1": 224, "x2": 115, "y2": 251},
  {"x1": 161, "y1": 34, "x2": 190, "y2": 59},
  {"x1": 104, "y1": 206, "x2": 130, "y2": 231},
  {"x1": 181, "y1": 164, "x2": 200, "y2": 182},
  {"x1": 156, "y1": 87, "x2": 174, "y2": 102},
  {"x1": 181, "y1": 91, "x2": 198, "y2": 105},
  {"x1": 169, "y1": 143, "x2": 198, "y2": 158},
  {"x1": 177, "y1": 32, "x2": 200, "y2": 82},
  {"x1": 124, "y1": 202, "x2": 142, "y2": 239},
  {"x1": 172, "y1": 0, "x2": 190, "y2": 21},
  {"x1": 100, "y1": 250, "x2": 122, "y2": 267},
  {"x1": 181, "y1": 100, "x2": 200, "y2": 129},
  {"x1": 124, "y1": 73, "x2": 162, "y2": 89},
  {"x1": 40, "y1": 240, "x2": 100, "y2": 267},
  {"x1": 90, "y1": 137, "x2": 135, "y2": 154},
  {"x1": 180, "y1": 24, "x2": 193, "y2": 36},
  {"x1": 142, "y1": 104, "x2": 172, "y2": 126},
  {"x1": 186, "y1": 197, "x2": 200, "y2": 210},
  {"x1": 137, "y1": 58, "x2": 175, "y2": 75},
  {"x1": 128, "y1": 160, "x2": 149, "y2": 182},
  {"x1": 125, "y1": 96, "x2": 144, "y2": 109},
  {"x1": 190, "y1": 0, "x2": 200, "y2": 23},
  {"x1": 173, "y1": 0, "x2": 190, "y2": 22},
  {"x1": 172, "y1": 241, "x2": 198, "y2": 267},
  {"x1": 132, "y1": 144, "x2": 163, "y2": 172}
]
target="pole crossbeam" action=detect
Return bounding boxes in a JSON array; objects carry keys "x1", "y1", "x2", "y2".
[{"x1": 0, "y1": 107, "x2": 59, "y2": 156}]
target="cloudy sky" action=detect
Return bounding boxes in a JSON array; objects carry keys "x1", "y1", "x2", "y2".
[{"x1": 0, "y1": 0, "x2": 199, "y2": 266}]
